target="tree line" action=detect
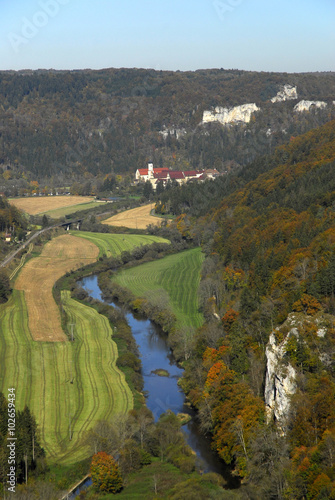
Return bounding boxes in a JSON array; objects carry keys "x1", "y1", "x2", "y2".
[{"x1": 0, "y1": 68, "x2": 335, "y2": 183}]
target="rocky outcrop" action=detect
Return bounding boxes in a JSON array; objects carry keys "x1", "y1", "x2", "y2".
[
  {"x1": 159, "y1": 127, "x2": 187, "y2": 140},
  {"x1": 265, "y1": 311, "x2": 335, "y2": 433},
  {"x1": 294, "y1": 100, "x2": 327, "y2": 112},
  {"x1": 202, "y1": 103, "x2": 260, "y2": 125},
  {"x1": 265, "y1": 322, "x2": 297, "y2": 433},
  {"x1": 271, "y1": 84, "x2": 298, "y2": 103}
]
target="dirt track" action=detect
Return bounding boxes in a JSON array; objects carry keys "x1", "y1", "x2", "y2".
[
  {"x1": 102, "y1": 204, "x2": 162, "y2": 229},
  {"x1": 15, "y1": 234, "x2": 99, "y2": 342}
]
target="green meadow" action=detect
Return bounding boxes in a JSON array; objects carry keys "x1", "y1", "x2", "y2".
[
  {"x1": 113, "y1": 248, "x2": 204, "y2": 328},
  {"x1": 41, "y1": 201, "x2": 100, "y2": 218},
  {"x1": 73, "y1": 231, "x2": 170, "y2": 257},
  {"x1": 0, "y1": 290, "x2": 133, "y2": 465}
]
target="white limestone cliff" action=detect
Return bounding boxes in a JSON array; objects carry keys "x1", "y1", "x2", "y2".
[
  {"x1": 265, "y1": 327, "x2": 297, "y2": 433},
  {"x1": 271, "y1": 84, "x2": 298, "y2": 103},
  {"x1": 294, "y1": 100, "x2": 327, "y2": 112},
  {"x1": 159, "y1": 127, "x2": 187, "y2": 140},
  {"x1": 202, "y1": 103, "x2": 260, "y2": 125}
]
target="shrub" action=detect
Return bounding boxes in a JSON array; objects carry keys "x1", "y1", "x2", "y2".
[{"x1": 117, "y1": 352, "x2": 141, "y2": 372}]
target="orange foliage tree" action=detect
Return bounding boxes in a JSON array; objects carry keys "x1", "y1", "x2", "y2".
[
  {"x1": 90, "y1": 452, "x2": 123, "y2": 493},
  {"x1": 203, "y1": 358, "x2": 264, "y2": 476},
  {"x1": 292, "y1": 294, "x2": 322, "y2": 315},
  {"x1": 221, "y1": 309, "x2": 239, "y2": 333}
]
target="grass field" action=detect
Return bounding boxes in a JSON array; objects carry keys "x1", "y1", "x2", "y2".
[
  {"x1": 41, "y1": 201, "x2": 100, "y2": 218},
  {"x1": 0, "y1": 289, "x2": 133, "y2": 465},
  {"x1": 15, "y1": 234, "x2": 99, "y2": 341},
  {"x1": 102, "y1": 204, "x2": 161, "y2": 229},
  {"x1": 113, "y1": 248, "x2": 204, "y2": 328},
  {"x1": 9, "y1": 196, "x2": 96, "y2": 216},
  {"x1": 0, "y1": 232, "x2": 183, "y2": 464},
  {"x1": 73, "y1": 231, "x2": 170, "y2": 257}
]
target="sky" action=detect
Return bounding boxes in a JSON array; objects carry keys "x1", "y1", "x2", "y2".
[{"x1": 0, "y1": 0, "x2": 334, "y2": 73}]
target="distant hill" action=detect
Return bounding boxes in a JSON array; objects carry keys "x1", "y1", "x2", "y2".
[{"x1": 0, "y1": 68, "x2": 335, "y2": 181}]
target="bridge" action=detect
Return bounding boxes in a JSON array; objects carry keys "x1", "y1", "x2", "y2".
[{"x1": 59, "y1": 218, "x2": 84, "y2": 231}]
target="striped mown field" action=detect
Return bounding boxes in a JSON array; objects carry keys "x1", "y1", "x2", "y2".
[
  {"x1": 73, "y1": 231, "x2": 170, "y2": 257},
  {"x1": 113, "y1": 248, "x2": 204, "y2": 328},
  {"x1": 0, "y1": 290, "x2": 133, "y2": 465},
  {"x1": 0, "y1": 232, "x2": 175, "y2": 463}
]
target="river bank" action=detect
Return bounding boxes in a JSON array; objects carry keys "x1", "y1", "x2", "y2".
[{"x1": 81, "y1": 275, "x2": 238, "y2": 487}]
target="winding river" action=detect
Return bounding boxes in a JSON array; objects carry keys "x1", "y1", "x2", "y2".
[{"x1": 81, "y1": 275, "x2": 237, "y2": 486}]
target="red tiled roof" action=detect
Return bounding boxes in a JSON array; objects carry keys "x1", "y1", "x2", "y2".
[
  {"x1": 183, "y1": 170, "x2": 200, "y2": 177},
  {"x1": 137, "y1": 167, "x2": 169, "y2": 176},
  {"x1": 154, "y1": 168, "x2": 169, "y2": 173},
  {"x1": 153, "y1": 172, "x2": 168, "y2": 179},
  {"x1": 169, "y1": 171, "x2": 185, "y2": 180}
]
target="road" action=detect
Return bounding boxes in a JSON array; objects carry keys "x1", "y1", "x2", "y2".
[{"x1": 0, "y1": 226, "x2": 57, "y2": 268}]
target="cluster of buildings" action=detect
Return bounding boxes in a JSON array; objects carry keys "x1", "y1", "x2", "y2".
[{"x1": 135, "y1": 163, "x2": 220, "y2": 190}]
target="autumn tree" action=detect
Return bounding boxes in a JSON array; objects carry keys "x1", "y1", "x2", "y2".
[
  {"x1": 90, "y1": 452, "x2": 123, "y2": 493},
  {"x1": 221, "y1": 309, "x2": 239, "y2": 333},
  {"x1": 201, "y1": 359, "x2": 264, "y2": 476},
  {"x1": 292, "y1": 294, "x2": 322, "y2": 316}
]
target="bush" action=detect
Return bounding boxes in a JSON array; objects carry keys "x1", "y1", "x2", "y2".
[{"x1": 117, "y1": 352, "x2": 141, "y2": 372}]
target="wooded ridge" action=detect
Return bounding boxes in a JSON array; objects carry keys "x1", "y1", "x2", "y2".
[{"x1": 0, "y1": 68, "x2": 334, "y2": 181}]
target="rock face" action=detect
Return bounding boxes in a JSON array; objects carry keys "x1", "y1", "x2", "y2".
[
  {"x1": 271, "y1": 84, "x2": 298, "y2": 103},
  {"x1": 159, "y1": 127, "x2": 187, "y2": 140},
  {"x1": 294, "y1": 100, "x2": 327, "y2": 112},
  {"x1": 202, "y1": 103, "x2": 260, "y2": 125},
  {"x1": 265, "y1": 328, "x2": 297, "y2": 433}
]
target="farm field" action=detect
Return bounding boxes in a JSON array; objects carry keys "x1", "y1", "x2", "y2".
[
  {"x1": 0, "y1": 289, "x2": 132, "y2": 464},
  {"x1": 113, "y1": 248, "x2": 204, "y2": 328},
  {"x1": 102, "y1": 204, "x2": 161, "y2": 229},
  {"x1": 9, "y1": 195, "x2": 95, "y2": 216},
  {"x1": 73, "y1": 231, "x2": 170, "y2": 257},
  {"x1": 0, "y1": 231, "x2": 185, "y2": 464},
  {"x1": 40, "y1": 201, "x2": 100, "y2": 218},
  {"x1": 15, "y1": 234, "x2": 99, "y2": 341}
]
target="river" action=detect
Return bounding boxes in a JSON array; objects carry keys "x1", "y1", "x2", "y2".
[{"x1": 81, "y1": 275, "x2": 238, "y2": 486}]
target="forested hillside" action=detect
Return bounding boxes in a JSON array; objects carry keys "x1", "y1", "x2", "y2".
[
  {"x1": 0, "y1": 69, "x2": 335, "y2": 183},
  {"x1": 168, "y1": 120, "x2": 335, "y2": 498}
]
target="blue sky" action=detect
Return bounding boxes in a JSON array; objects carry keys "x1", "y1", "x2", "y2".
[{"x1": 0, "y1": 0, "x2": 334, "y2": 72}]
